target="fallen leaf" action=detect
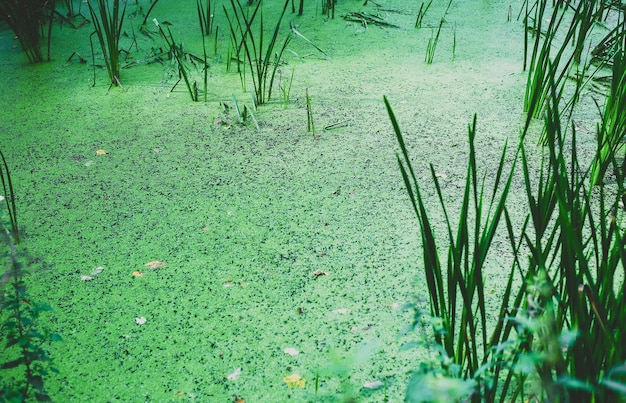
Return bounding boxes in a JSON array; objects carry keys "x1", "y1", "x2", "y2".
[
  {"x1": 135, "y1": 316, "x2": 147, "y2": 325},
  {"x1": 233, "y1": 395, "x2": 245, "y2": 403},
  {"x1": 145, "y1": 260, "x2": 166, "y2": 269},
  {"x1": 312, "y1": 270, "x2": 329, "y2": 279},
  {"x1": 91, "y1": 266, "x2": 104, "y2": 276},
  {"x1": 363, "y1": 380, "x2": 384, "y2": 389},
  {"x1": 80, "y1": 275, "x2": 93, "y2": 281},
  {"x1": 227, "y1": 367, "x2": 242, "y2": 381},
  {"x1": 333, "y1": 308, "x2": 349, "y2": 314},
  {"x1": 95, "y1": 149, "x2": 108, "y2": 155},
  {"x1": 283, "y1": 373, "x2": 306, "y2": 388},
  {"x1": 174, "y1": 391, "x2": 185, "y2": 397},
  {"x1": 132, "y1": 271, "x2": 145, "y2": 277},
  {"x1": 284, "y1": 348, "x2": 299, "y2": 356}
]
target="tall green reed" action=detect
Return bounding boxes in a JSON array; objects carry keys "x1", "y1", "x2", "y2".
[
  {"x1": 0, "y1": 0, "x2": 55, "y2": 63},
  {"x1": 88, "y1": 0, "x2": 127, "y2": 87},
  {"x1": 523, "y1": 0, "x2": 605, "y2": 142},
  {"x1": 386, "y1": 96, "x2": 521, "y2": 402},
  {"x1": 388, "y1": 53, "x2": 626, "y2": 401},
  {"x1": 590, "y1": 26, "x2": 626, "y2": 186},
  {"x1": 224, "y1": 0, "x2": 292, "y2": 105},
  {"x1": 538, "y1": 74, "x2": 626, "y2": 402},
  {"x1": 197, "y1": 0, "x2": 214, "y2": 36}
]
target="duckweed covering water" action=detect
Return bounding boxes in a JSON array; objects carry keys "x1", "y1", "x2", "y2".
[{"x1": 1, "y1": 0, "x2": 603, "y2": 401}]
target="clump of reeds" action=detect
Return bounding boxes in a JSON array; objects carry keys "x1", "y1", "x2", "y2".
[
  {"x1": 0, "y1": 0, "x2": 55, "y2": 63},
  {"x1": 88, "y1": 0, "x2": 127, "y2": 87},
  {"x1": 590, "y1": 46, "x2": 626, "y2": 186},
  {"x1": 387, "y1": 53, "x2": 626, "y2": 400},
  {"x1": 224, "y1": 0, "x2": 292, "y2": 105}
]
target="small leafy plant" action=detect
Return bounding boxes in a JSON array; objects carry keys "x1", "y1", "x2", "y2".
[
  {"x1": 1, "y1": 216, "x2": 60, "y2": 401},
  {"x1": 1, "y1": 153, "x2": 60, "y2": 402}
]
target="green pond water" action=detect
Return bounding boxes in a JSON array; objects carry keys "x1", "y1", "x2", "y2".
[{"x1": 0, "y1": 0, "x2": 604, "y2": 401}]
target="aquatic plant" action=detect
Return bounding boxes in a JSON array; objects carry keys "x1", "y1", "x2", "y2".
[
  {"x1": 415, "y1": 0, "x2": 433, "y2": 28},
  {"x1": 387, "y1": 96, "x2": 518, "y2": 402},
  {"x1": 197, "y1": 0, "x2": 214, "y2": 36},
  {"x1": 424, "y1": 18, "x2": 444, "y2": 64},
  {"x1": 0, "y1": 0, "x2": 55, "y2": 63},
  {"x1": 590, "y1": 44, "x2": 626, "y2": 186},
  {"x1": 278, "y1": 66, "x2": 295, "y2": 108},
  {"x1": 154, "y1": 19, "x2": 202, "y2": 102},
  {"x1": 424, "y1": 0, "x2": 452, "y2": 64},
  {"x1": 140, "y1": 0, "x2": 162, "y2": 28},
  {"x1": 306, "y1": 88, "x2": 316, "y2": 139},
  {"x1": 0, "y1": 149, "x2": 18, "y2": 244},
  {"x1": 232, "y1": 94, "x2": 260, "y2": 130},
  {"x1": 0, "y1": 219, "x2": 61, "y2": 401},
  {"x1": 522, "y1": 0, "x2": 605, "y2": 140},
  {"x1": 197, "y1": 0, "x2": 212, "y2": 101},
  {"x1": 387, "y1": 77, "x2": 626, "y2": 401},
  {"x1": 224, "y1": 0, "x2": 292, "y2": 105},
  {"x1": 321, "y1": 0, "x2": 335, "y2": 19},
  {"x1": 88, "y1": 0, "x2": 127, "y2": 87}
]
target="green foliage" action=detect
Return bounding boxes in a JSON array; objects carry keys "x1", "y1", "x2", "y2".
[
  {"x1": 386, "y1": 77, "x2": 626, "y2": 401},
  {"x1": 224, "y1": 0, "x2": 292, "y2": 105},
  {"x1": 1, "y1": 154, "x2": 59, "y2": 401},
  {"x1": 88, "y1": 0, "x2": 127, "y2": 87},
  {"x1": 0, "y1": 0, "x2": 55, "y2": 64},
  {"x1": 0, "y1": 221, "x2": 61, "y2": 402}
]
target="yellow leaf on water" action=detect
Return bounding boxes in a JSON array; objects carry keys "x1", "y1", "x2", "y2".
[{"x1": 283, "y1": 373, "x2": 305, "y2": 388}]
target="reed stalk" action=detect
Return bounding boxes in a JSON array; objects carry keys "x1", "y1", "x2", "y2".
[{"x1": 88, "y1": 0, "x2": 127, "y2": 87}]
